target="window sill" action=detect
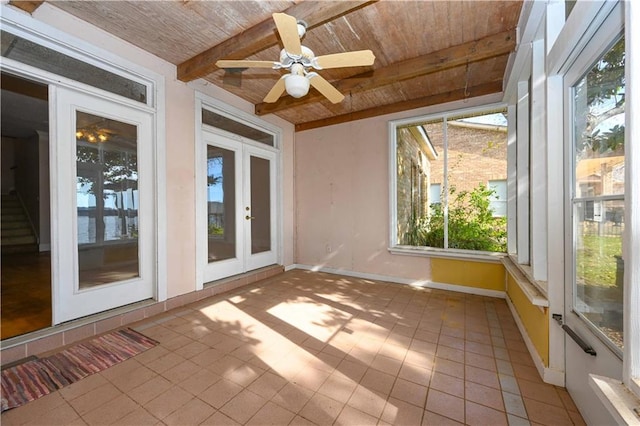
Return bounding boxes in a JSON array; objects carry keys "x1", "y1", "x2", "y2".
[
  {"x1": 502, "y1": 256, "x2": 549, "y2": 307},
  {"x1": 589, "y1": 374, "x2": 640, "y2": 425},
  {"x1": 388, "y1": 246, "x2": 505, "y2": 263}
]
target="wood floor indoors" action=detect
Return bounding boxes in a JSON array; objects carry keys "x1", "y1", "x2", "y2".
[
  {"x1": 1, "y1": 270, "x2": 585, "y2": 425},
  {"x1": 1, "y1": 251, "x2": 52, "y2": 340}
]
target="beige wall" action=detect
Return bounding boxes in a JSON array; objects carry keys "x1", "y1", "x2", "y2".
[{"x1": 32, "y1": 4, "x2": 296, "y2": 298}]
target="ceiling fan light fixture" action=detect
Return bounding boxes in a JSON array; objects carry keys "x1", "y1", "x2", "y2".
[{"x1": 285, "y1": 74, "x2": 310, "y2": 98}]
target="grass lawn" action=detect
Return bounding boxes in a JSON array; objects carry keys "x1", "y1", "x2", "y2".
[{"x1": 576, "y1": 233, "x2": 623, "y2": 287}]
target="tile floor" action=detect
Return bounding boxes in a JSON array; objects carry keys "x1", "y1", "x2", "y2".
[{"x1": 1, "y1": 270, "x2": 585, "y2": 425}]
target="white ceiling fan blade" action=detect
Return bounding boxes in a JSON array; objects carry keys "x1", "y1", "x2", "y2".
[
  {"x1": 313, "y1": 50, "x2": 376, "y2": 69},
  {"x1": 273, "y1": 13, "x2": 302, "y2": 56},
  {"x1": 308, "y1": 73, "x2": 344, "y2": 104},
  {"x1": 263, "y1": 77, "x2": 286, "y2": 103},
  {"x1": 216, "y1": 60, "x2": 277, "y2": 69}
]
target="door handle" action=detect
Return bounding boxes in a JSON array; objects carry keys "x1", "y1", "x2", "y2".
[
  {"x1": 552, "y1": 314, "x2": 597, "y2": 356},
  {"x1": 245, "y1": 215, "x2": 255, "y2": 220}
]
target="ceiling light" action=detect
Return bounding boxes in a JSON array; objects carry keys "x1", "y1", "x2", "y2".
[{"x1": 284, "y1": 74, "x2": 310, "y2": 98}]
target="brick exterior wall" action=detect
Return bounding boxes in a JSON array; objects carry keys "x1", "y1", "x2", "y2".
[
  {"x1": 396, "y1": 128, "x2": 430, "y2": 244},
  {"x1": 425, "y1": 121, "x2": 507, "y2": 195}
]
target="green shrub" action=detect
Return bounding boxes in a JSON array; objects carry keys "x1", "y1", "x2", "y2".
[{"x1": 406, "y1": 184, "x2": 507, "y2": 252}]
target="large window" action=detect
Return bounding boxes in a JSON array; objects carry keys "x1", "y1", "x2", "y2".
[
  {"x1": 571, "y1": 35, "x2": 625, "y2": 352},
  {"x1": 392, "y1": 107, "x2": 508, "y2": 253}
]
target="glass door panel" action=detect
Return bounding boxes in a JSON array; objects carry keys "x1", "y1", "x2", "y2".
[
  {"x1": 571, "y1": 36, "x2": 625, "y2": 353},
  {"x1": 53, "y1": 87, "x2": 154, "y2": 324},
  {"x1": 76, "y1": 111, "x2": 139, "y2": 288},
  {"x1": 250, "y1": 155, "x2": 271, "y2": 255},
  {"x1": 207, "y1": 145, "x2": 236, "y2": 263}
]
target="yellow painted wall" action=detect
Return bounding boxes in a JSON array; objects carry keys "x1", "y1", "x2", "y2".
[
  {"x1": 506, "y1": 272, "x2": 549, "y2": 366},
  {"x1": 431, "y1": 258, "x2": 505, "y2": 291}
]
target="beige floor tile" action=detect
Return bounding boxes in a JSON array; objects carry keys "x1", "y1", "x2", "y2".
[
  {"x1": 465, "y1": 380, "x2": 505, "y2": 411},
  {"x1": 465, "y1": 352, "x2": 497, "y2": 372},
  {"x1": 398, "y1": 362, "x2": 432, "y2": 387},
  {"x1": 115, "y1": 407, "x2": 160, "y2": 426},
  {"x1": 81, "y1": 394, "x2": 138, "y2": 425},
  {"x1": 200, "y1": 411, "x2": 241, "y2": 426},
  {"x1": 523, "y1": 398, "x2": 574, "y2": 425},
  {"x1": 381, "y1": 397, "x2": 425, "y2": 425},
  {"x1": 436, "y1": 345, "x2": 465, "y2": 364},
  {"x1": 128, "y1": 375, "x2": 173, "y2": 405},
  {"x1": 346, "y1": 385, "x2": 387, "y2": 418},
  {"x1": 465, "y1": 364, "x2": 501, "y2": 389},
  {"x1": 425, "y1": 389, "x2": 465, "y2": 423},
  {"x1": 220, "y1": 389, "x2": 268, "y2": 424},
  {"x1": 163, "y1": 398, "x2": 215, "y2": 426},
  {"x1": 390, "y1": 378, "x2": 428, "y2": 408},
  {"x1": 1, "y1": 272, "x2": 588, "y2": 426},
  {"x1": 58, "y1": 373, "x2": 109, "y2": 401},
  {"x1": 518, "y1": 379, "x2": 564, "y2": 407},
  {"x1": 422, "y1": 410, "x2": 464, "y2": 425},
  {"x1": 224, "y1": 362, "x2": 265, "y2": 387},
  {"x1": 334, "y1": 404, "x2": 379, "y2": 425},
  {"x1": 270, "y1": 382, "x2": 314, "y2": 414},
  {"x1": 23, "y1": 401, "x2": 81, "y2": 426},
  {"x1": 142, "y1": 385, "x2": 193, "y2": 419},
  {"x1": 430, "y1": 372, "x2": 464, "y2": 398},
  {"x1": 246, "y1": 401, "x2": 296, "y2": 426},
  {"x1": 317, "y1": 372, "x2": 358, "y2": 403},
  {"x1": 292, "y1": 366, "x2": 331, "y2": 392},
  {"x1": 359, "y1": 368, "x2": 396, "y2": 395},
  {"x1": 370, "y1": 353, "x2": 402, "y2": 376},
  {"x1": 289, "y1": 415, "x2": 317, "y2": 426},
  {"x1": 199, "y1": 378, "x2": 244, "y2": 409},
  {"x1": 465, "y1": 400, "x2": 509, "y2": 426},
  {"x1": 247, "y1": 371, "x2": 288, "y2": 399},
  {"x1": 161, "y1": 358, "x2": 201, "y2": 384},
  {"x1": 67, "y1": 382, "x2": 123, "y2": 416},
  {"x1": 178, "y1": 369, "x2": 222, "y2": 396},
  {"x1": 299, "y1": 392, "x2": 344, "y2": 425}
]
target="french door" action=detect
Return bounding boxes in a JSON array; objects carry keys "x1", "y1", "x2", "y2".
[
  {"x1": 53, "y1": 87, "x2": 155, "y2": 323},
  {"x1": 202, "y1": 130, "x2": 277, "y2": 283},
  {"x1": 563, "y1": 7, "x2": 625, "y2": 424}
]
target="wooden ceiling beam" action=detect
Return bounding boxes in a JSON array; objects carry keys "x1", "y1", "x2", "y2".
[
  {"x1": 177, "y1": 0, "x2": 377, "y2": 82},
  {"x1": 8, "y1": 1, "x2": 44, "y2": 14},
  {"x1": 256, "y1": 29, "x2": 515, "y2": 115},
  {"x1": 295, "y1": 80, "x2": 503, "y2": 132}
]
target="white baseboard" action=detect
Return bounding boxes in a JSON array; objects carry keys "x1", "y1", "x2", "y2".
[
  {"x1": 505, "y1": 294, "x2": 565, "y2": 386},
  {"x1": 289, "y1": 264, "x2": 505, "y2": 299},
  {"x1": 39, "y1": 243, "x2": 51, "y2": 252}
]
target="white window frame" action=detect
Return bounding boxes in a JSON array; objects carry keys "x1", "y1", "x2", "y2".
[{"x1": 388, "y1": 101, "x2": 508, "y2": 260}]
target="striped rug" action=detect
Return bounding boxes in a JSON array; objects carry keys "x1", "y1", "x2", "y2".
[{"x1": 1, "y1": 328, "x2": 158, "y2": 412}]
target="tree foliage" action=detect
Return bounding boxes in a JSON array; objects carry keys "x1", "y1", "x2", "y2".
[
  {"x1": 405, "y1": 184, "x2": 507, "y2": 252},
  {"x1": 578, "y1": 36, "x2": 625, "y2": 154}
]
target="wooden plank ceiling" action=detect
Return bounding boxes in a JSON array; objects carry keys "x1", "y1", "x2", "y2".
[{"x1": 22, "y1": 0, "x2": 522, "y2": 131}]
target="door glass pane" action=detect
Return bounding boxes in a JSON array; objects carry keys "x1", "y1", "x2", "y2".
[
  {"x1": 208, "y1": 146, "x2": 236, "y2": 262},
  {"x1": 76, "y1": 111, "x2": 139, "y2": 288},
  {"x1": 250, "y1": 156, "x2": 271, "y2": 254},
  {"x1": 572, "y1": 36, "x2": 625, "y2": 350}
]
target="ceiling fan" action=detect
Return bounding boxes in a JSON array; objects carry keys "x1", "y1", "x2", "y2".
[{"x1": 216, "y1": 13, "x2": 375, "y2": 104}]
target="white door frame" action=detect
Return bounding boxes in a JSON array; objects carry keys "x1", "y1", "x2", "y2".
[
  {"x1": 561, "y1": 3, "x2": 625, "y2": 424},
  {"x1": 52, "y1": 87, "x2": 156, "y2": 323},
  {"x1": 195, "y1": 94, "x2": 282, "y2": 290}
]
